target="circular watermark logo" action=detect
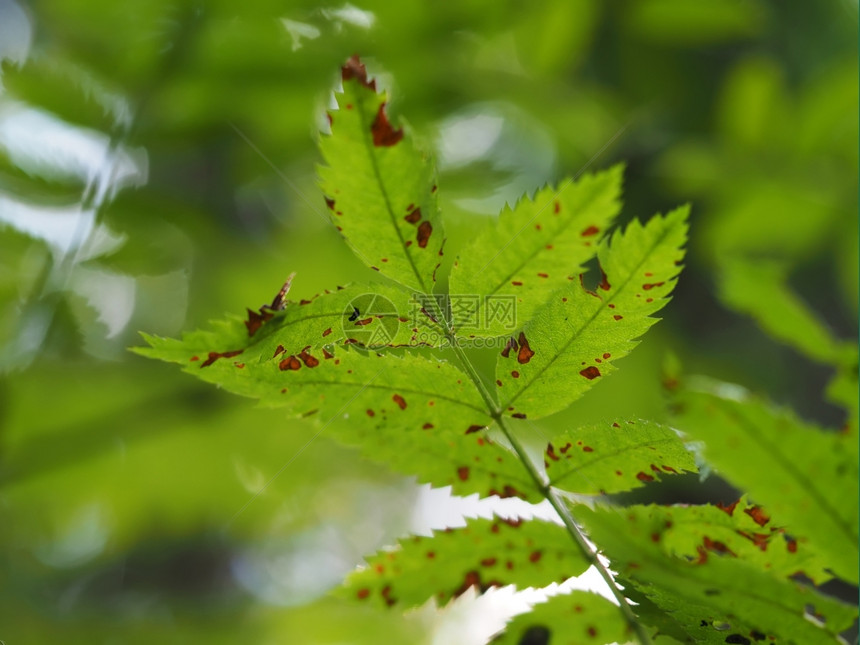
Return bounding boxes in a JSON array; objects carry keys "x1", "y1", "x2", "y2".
[{"x1": 341, "y1": 293, "x2": 400, "y2": 348}]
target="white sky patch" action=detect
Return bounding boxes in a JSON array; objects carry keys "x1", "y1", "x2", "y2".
[
  {"x1": 34, "y1": 504, "x2": 110, "y2": 569},
  {"x1": 281, "y1": 18, "x2": 321, "y2": 51},
  {"x1": 322, "y1": 3, "x2": 376, "y2": 30},
  {"x1": 437, "y1": 113, "x2": 505, "y2": 168},
  {"x1": 0, "y1": 0, "x2": 31, "y2": 74}
]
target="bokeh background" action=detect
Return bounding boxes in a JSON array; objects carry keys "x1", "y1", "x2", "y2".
[{"x1": 0, "y1": 1, "x2": 856, "y2": 642}]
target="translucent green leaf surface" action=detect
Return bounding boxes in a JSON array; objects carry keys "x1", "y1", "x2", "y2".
[
  {"x1": 318, "y1": 57, "x2": 446, "y2": 292},
  {"x1": 139, "y1": 336, "x2": 541, "y2": 500},
  {"x1": 492, "y1": 591, "x2": 630, "y2": 645},
  {"x1": 544, "y1": 419, "x2": 697, "y2": 495},
  {"x1": 340, "y1": 517, "x2": 591, "y2": 609},
  {"x1": 449, "y1": 166, "x2": 623, "y2": 337},
  {"x1": 674, "y1": 378, "x2": 859, "y2": 584},
  {"x1": 495, "y1": 206, "x2": 689, "y2": 419}
]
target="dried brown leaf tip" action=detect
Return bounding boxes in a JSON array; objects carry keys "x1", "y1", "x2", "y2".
[
  {"x1": 341, "y1": 54, "x2": 376, "y2": 91},
  {"x1": 245, "y1": 272, "x2": 296, "y2": 337}
]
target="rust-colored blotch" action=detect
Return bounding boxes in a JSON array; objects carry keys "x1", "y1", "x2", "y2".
[
  {"x1": 371, "y1": 103, "x2": 403, "y2": 146},
  {"x1": 580, "y1": 366, "x2": 601, "y2": 380}
]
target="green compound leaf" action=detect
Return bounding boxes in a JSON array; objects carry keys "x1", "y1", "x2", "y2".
[
  {"x1": 340, "y1": 517, "x2": 591, "y2": 609},
  {"x1": 449, "y1": 166, "x2": 623, "y2": 338},
  {"x1": 318, "y1": 56, "x2": 445, "y2": 292},
  {"x1": 673, "y1": 379, "x2": 859, "y2": 584},
  {"x1": 139, "y1": 332, "x2": 540, "y2": 500},
  {"x1": 674, "y1": 378, "x2": 859, "y2": 584},
  {"x1": 491, "y1": 591, "x2": 631, "y2": 645},
  {"x1": 544, "y1": 419, "x2": 697, "y2": 495},
  {"x1": 495, "y1": 206, "x2": 689, "y2": 420},
  {"x1": 578, "y1": 505, "x2": 857, "y2": 645},
  {"x1": 718, "y1": 256, "x2": 856, "y2": 368}
]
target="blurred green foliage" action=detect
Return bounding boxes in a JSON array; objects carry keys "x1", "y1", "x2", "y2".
[{"x1": 0, "y1": 0, "x2": 856, "y2": 642}]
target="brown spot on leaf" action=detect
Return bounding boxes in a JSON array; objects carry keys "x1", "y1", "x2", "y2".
[
  {"x1": 371, "y1": 103, "x2": 404, "y2": 147},
  {"x1": 537, "y1": 272, "x2": 549, "y2": 278},
  {"x1": 457, "y1": 466, "x2": 470, "y2": 481},
  {"x1": 613, "y1": 314, "x2": 623, "y2": 320},
  {"x1": 273, "y1": 345, "x2": 286, "y2": 358},
  {"x1": 553, "y1": 200, "x2": 560, "y2": 213},
  {"x1": 466, "y1": 425, "x2": 484, "y2": 434},
  {"x1": 512, "y1": 413, "x2": 527, "y2": 419},
  {"x1": 189, "y1": 356, "x2": 199, "y2": 362},
  {"x1": 245, "y1": 309, "x2": 273, "y2": 337},
  {"x1": 744, "y1": 505, "x2": 770, "y2": 527},
  {"x1": 580, "y1": 366, "x2": 601, "y2": 380},
  {"x1": 416, "y1": 221, "x2": 433, "y2": 248},
  {"x1": 511, "y1": 280, "x2": 523, "y2": 286},
  {"x1": 480, "y1": 557, "x2": 497, "y2": 567},
  {"x1": 703, "y1": 537, "x2": 736, "y2": 557},
  {"x1": 354, "y1": 317, "x2": 374, "y2": 326},
  {"x1": 546, "y1": 444, "x2": 560, "y2": 461},
  {"x1": 381, "y1": 585, "x2": 396, "y2": 607},
  {"x1": 392, "y1": 394, "x2": 407, "y2": 410},
  {"x1": 636, "y1": 471, "x2": 655, "y2": 482},
  {"x1": 717, "y1": 500, "x2": 739, "y2": 516},
  {"x1": 642, "y1": 281, "x2": 665, "y2": 291},
  {"x1": 325, "y1": 197, "x2": 335, "y2": 210},
  {"x1": 298, "y1": 348, "x2": 319, "y2": 367},
  {"x1": 511, "y1": 370, "x2": 520, "y2": 378},
  {"x1": 201, "y1": 349, "x2": 243, "y2": 368},
  {"x1": 496, "y1": 379, "x2": 503, "y2": 387},
  {"x1": 422, "y1": 422, "x2": 434, "y2": 429},
  {"x1": 529, "y1": 550, "x2": 542, "y2": 563},
  {"x1": 501, "y1": 336, "x2": 518, "y2": 358},
  {"x1": 356, "y1": 588, "x2": 370, "y2": 600},
  {"x1": 581, "y1": 225, "x2": 600, "y2": 237},
  {"x1": 366, "y1": 409, "x2": 375, "y2": 417},
  {"x1": 322, "y1": 327, "x2": 332, "y2": 337},
  {"x1": 786, "y1": 537, "x2": 797, "y2": 553},
  {"x1": 279, "y1": 355, "x2": 302, "y2": 371},
  {"x1": 517, "y1": 332, "x2": 535, "y2": 364},
  {"x1": 404, "y1": 208, "x2": 421, "y2": 224},
  {"x1": 598, "y1": 269, "x2": 611, "y2": 291},
  {"x1": 582, "y1": 445, "x2": 593, "y2": 452}
]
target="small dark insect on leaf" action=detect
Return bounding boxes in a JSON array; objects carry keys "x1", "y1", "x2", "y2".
[{"x1": 349, "y1": 307, "x2": 360, "y2": 322}]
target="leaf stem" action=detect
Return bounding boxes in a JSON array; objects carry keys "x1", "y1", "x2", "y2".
[{"x1": 439, "y1": 316, "x2": 652, "y2": 645}]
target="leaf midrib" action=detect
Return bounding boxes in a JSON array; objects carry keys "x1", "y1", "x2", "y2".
[{"x1": 352, "y1": 85, "x2": 428, "y2": 293}]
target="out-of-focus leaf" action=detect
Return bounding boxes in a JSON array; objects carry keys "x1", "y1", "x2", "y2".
[
  {"x1": 673, "y1": 377, "x2": 859, "y2": 583},
  {"x1": 491, "y1": 590, "x2": 630, "y2": 644},
  {"x1": 718, "y1": 256, "x2": 855, "y2": 367},
  {"x1": 340, "y1": 517, "x2": 591, "y2": 609},
  {"x1": 579, "y1": 504, "x2": 857, "y2": 644}
]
